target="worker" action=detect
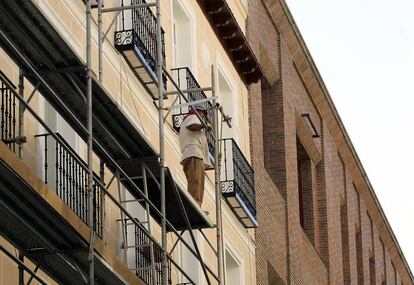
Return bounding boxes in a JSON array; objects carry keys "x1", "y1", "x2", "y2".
[{"x1": 179, "y1": 103, "x2": 212, "y2": 206}]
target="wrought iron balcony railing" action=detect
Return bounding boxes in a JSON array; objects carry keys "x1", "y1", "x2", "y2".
[
  {"x1": 35, "y1": 133, "x2": 105, "y2": 238},
  {"x1": 128, "y1": 220, "x2": 172, "y2": 285},
  {"x1": 0, "y1": 71, "x2": 105, "y2": 238},
  {"x1": 0, "y1": 71, "x2": 17, "y2": 152},
  {"x1": 221, "y1": 138, "x2": 257, "y2": 228},
  {"x1": 115, "y1": 0, "x2": 167, "y2": 91},
  {"x1": 171, "y1": 67, "x2": 215, "y2": 158}
]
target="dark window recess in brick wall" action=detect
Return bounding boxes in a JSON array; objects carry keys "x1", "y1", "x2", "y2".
[
  {"x1": 341, "y1": 201, "x2": 351, "y2": 284},
  {"x1": 369, "y1": 217, "x2": 376, "y2": 285},
  {"x1": 381, "y1": 240, "x2": 387, "y2": 285},
  {"x1": 370, "y1": 256, "x2": 376, "y2": 285},
  {"x1": 356, "y1": 230, "x2": 364, "y2": 285},
  {"x1": 296, "y1": 136, "x2": 314, "y2": 244}
]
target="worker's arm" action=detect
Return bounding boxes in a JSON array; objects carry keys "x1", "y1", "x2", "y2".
[
  {"x1": 186, "y1": 121, "x2": 213, "y2": 131},
  {"x1": 186, "y1": 123, "x2": 204, "y2": 131}
]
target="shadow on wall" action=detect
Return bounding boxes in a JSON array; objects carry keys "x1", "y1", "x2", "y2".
[{"x1": 268, "y1": 261, "x2": 286, "y2": 285}]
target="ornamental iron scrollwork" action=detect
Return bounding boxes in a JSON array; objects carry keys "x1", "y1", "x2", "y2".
[
  {"x1": 114, "y1": 30, "x2": 133, "y2": 47},
  {"x1": 220, "y1": 138, "x2": 256, "y2": 220},
  {"x1": 220, "y1": 181, "x2": 234, "y2": 194},
  {"x1": 116, "y1": 0, "x2": 167, "y2": 90}
]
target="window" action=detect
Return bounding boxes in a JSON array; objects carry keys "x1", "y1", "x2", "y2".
[
  {"x1": 225, "y1": 248, "x2": 242, "y2": 285},
  {"x1": 172, "y1": 0, "x2": 193, "y2": 68},
  {"x1": 40, "y1": 98, "x2": 82, "y2": 193},
  {"x1": 381, "y1": 240, "x2": 387, "y2": 285},
  {"x1": 369, "y1": 217, "x2": 376, "y2": 285},
  {"x1": 296, "y1": 137, "x2": 314, "y2": 243},
  {"x1": 218, "y1": 68, "x2": 235, "y2": 182},
  {"x1": 122, "y1": 189, "x2": 150, "y2": 272},
  {"x1": 355, "y1": 192, "x2": 364, "y2": 285},
  {"x1": 339, "y1": 158, "x2": 350, "y2": 284},
  {"x1": 180, "y1": 232, "x2": 201, "y2": 284},
  {"x1": 369, "y1": 256, "x2": 376, "y2": 285},
  {"x1": 218, "y1": 68, "x2": 234, "y2": 140},
  {"x1": 356, "y1": 230, "x2": 364, "y2": 284},
  {"x1": 341, "y1": 201, "x2": 350, "y2": 284}
]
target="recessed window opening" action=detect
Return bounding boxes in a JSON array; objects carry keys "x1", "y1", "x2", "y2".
[
  {"x1": 180, "y1": 232, "x2": 201, "y2": 284},
  {"x1": 296, "y1": 136, "x2": 314, "y2": 243},
  {"x1": 218, "y1": 69, "x2": 235, "y2": 183},
  {"x1": 218, "y1": 69, "x2": 234, "y2": 140},
  {"x1": 172, "y1": 0, "x2": 192, "y2": 69},
  {"x1": 41, "y1": 99, "x2": 83, "y2": 193},
  {"x1": 225, "y1": 248, "x2": 242, "y2": 285}
]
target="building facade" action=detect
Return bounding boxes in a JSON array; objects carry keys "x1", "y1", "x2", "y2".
[
  {"x1": 0, "y1": 1, "x2": 412, "y2": 285},
  {"x1": 0, "y1": 0, "x2": 260, "y2": 284},
  {"x1": 247, "y1": 0, "x2": 414, "y2": 285}
]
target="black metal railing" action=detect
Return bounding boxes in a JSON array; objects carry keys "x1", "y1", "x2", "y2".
[
  {"x1": 132, "y1": 221, "x2": 172, "y2": 285},
  {"x1": 35, "y1": 133, "x2": 104, "y2": 238},
  {"x1": 221, "y1": 138, "x2": 256, "y2": 219},
  {"x1": 115, "y1": 0, "x2": 167, "y2": 89},
  {"x1": 0, "y1": 71, "x2": 17, "y2": 152},
  {"x1": 1, "y1": 70, "x2": 104, "y2": 238},
  {"x1": 171, "y1": 67, "x2": 215, "y2": 157}
]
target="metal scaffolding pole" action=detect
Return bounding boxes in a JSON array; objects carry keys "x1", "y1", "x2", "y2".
[
  {"x1": 98, "y1": 0, "x2": 103, "y2": 82},
  {"x1": 18, "y1": 69, "x2": 24, "y2": 159},
  {"x1": 86, "y1": 0, "x2": 95, "y2": 284},
  {"x1": 18, "y1": 68, "x2": 25, "y2": 285},
  {"x1": 0, "y1": 246, "x2": 47, "y2": 285},
  {"x1": 155, "y1": 0, "x2": 168, "y2": 284},
  {"x1": 18, "y1": 252, "x2": 24, "y2": 285},
  {"x1": 212, "y1": 66, "x2": 224, "y2": 285}
]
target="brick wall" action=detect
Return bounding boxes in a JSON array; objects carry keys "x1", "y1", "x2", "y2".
[
  {"x1": 247, "y1": 1, "x2": 288, "y2": 284},
  {"x1": 247, "y1": 1, "x2": 413, "y2": 285}
]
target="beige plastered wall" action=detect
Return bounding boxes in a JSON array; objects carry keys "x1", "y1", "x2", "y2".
[{"x1": 0, "y1": 0, "x2": 256, "y2": 284}]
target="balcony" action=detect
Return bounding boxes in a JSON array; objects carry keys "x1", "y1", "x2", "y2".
[
  {"x1": 0, "y1": 71, "x2": 134, "y2": 284},
  {"x1": 171, "y1": 67, "x2": 215, "y2": 159},
  {"x1": 221, "y1": 138, "x2": 257, "y2": 228},
  {"x1": 115, "y1": 0, "x2": 167, "y2": 98},
  {"x1": 34, "y1": 133, "x2": 105, "y2": 238},
  {"x1": 121, "y1": 218, "x2": 172, "y2": 285}
]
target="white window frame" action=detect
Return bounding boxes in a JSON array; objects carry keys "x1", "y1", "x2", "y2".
[
  {"x1": 170, "y1": 0, "x2": 196, "y2": 71},
  {"x1": 224, "y1": 240, "x2": 244, "y2": 285},
  {"x1": 216, "y1": 60, "x2": 237, "y2": 141}
]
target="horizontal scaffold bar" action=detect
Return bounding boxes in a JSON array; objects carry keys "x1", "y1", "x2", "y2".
[{"x1": 102, "y1": 3, "x2": 157, "y2": 13}]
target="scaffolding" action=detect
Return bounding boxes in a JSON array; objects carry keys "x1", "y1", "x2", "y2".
[
  {"x1": 0, "y1": 0, "x2": 257, "y2": 284},
  {"x1": 94, "y1": 1, "x2": 228, "y2": 284}
]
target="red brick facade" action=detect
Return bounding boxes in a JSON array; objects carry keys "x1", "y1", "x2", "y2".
[{"x1": 246, "y1": 1, "x2": 414, "y2": 284}]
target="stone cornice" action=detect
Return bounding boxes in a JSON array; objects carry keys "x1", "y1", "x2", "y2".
[{"x1": 261, "y1": 0, "x2": 414, "y2": 283}]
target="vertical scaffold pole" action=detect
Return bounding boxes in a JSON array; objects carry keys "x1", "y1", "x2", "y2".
[
  {"x1": 98, "y1": 0, "x2": 103, "y2": 82},
  {"x1": 18, "y1": 69, "x2": 25, "y2": 285},
  {"x1": 155, "y1": 1, "x2": 167, "y2": 285},
  {"x1": 213, "y1": 66, "x2": 223, "y2": 285},
  {"x1": 18, "y1": 252, "x2": 24, "y2": 285},
  {"x1": 86, "y1": 0, "x2": 95, "y2": 284},
  {"x1": 18, "y1": 69, "x2": 24, "y2": 159}
]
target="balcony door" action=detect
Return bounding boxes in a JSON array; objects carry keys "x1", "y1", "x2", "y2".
[
  {"x1": 172, "y1": 0, "x2": 194, "y2": 120},
  {"x1": 40, "y1": 98, "x2": 83, "y2": 193},
  {"x1": 172, "y1": 0, "x2": 193, "y2": 69},
  {"x1": 218, "y1": 68, "x2": 235, "y2": 140},
  {"x1": 218, "y1": 69, "x2": 235, "y2": 182}
]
